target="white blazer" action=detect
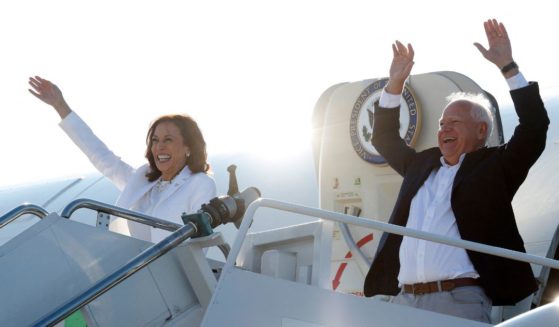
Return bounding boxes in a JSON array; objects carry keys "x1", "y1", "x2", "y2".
[{"x1": 60, "y1": 112, "x2": 217, "y2": 242}]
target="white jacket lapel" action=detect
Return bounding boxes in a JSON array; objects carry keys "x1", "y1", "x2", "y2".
[{"x1": 115, "y1": 165, "x2": 157, "y2": 210}]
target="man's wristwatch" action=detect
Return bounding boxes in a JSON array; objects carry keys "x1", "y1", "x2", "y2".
[{"x1": 501, "y1": 61, "x2": 518, "y2": 74}]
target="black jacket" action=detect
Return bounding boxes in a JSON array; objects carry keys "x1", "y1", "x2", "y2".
[{"x1": 363, "y1": 82, "x2": 549, "y2": 305}]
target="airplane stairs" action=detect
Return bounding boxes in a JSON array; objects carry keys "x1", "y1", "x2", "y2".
[{"x1": 0, "y1": 201, "x2": 223, "y2": 327}]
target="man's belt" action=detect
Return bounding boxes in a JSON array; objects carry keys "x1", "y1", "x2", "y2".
[{"x1": 402, "y1": 278, "x2": 480, "y2": 295}]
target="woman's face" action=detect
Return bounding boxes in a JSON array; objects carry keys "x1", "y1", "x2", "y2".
[{"x1": 150, "y1": 121, "x2": 190, "y2": 181}]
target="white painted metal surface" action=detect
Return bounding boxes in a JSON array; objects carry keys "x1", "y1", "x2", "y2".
[
  {"x1": 497, "y1": 302, "x2": 559, "y2": 326},
  {"x1": 237, "y1": 221, "x2": 332, "y2": 288},
  {"x1": 0, "y1": 212, "x2": 215, "y2": 327},
  {"x1": 202, "y1": 268, "x2": 491, "y2": 327}
]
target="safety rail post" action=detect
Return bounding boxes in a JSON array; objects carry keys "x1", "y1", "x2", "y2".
[{"x1": 0, "y1": 204, "x2": 49, "y2": 229}]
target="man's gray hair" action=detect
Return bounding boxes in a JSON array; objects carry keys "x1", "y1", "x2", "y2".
[{"x1": 446, "y1": 92, "x2": 494, "y2": 144}]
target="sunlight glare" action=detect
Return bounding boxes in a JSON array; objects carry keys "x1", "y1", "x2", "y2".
[{"x1": 207, "y1": 116, "x2": 312, "y2": 162}]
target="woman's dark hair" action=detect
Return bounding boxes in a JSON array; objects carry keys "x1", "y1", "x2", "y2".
[{"x1": 145, "y1": 114, "x2": 210, "y2": 182}]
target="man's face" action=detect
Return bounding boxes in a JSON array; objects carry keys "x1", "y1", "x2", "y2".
[{"x1": 438, "y1": 101, "x2": 487, "y2": 165}]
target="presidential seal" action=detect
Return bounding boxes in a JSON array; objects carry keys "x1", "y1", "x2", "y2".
[{"x1": 350, "y1": 78, "x2": 420, "y2": 165}]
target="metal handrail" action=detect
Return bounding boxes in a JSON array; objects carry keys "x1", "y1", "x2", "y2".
[
  {"x1": 61, "y1": 198, "x2": 183, "y2": 232},
  {"x1": 61, "y1": 198, "x2": 231, "y2": 259},
  {"x1": 0, "y1": 204, "x2": 49, "y2": 229},
  {"x1": 223, "y1": 198, "x2": 559, "y2": 274},
  {"x1": 217, "y1": 243, "x2": 231, "y2": 258},
  {"x1": 32, "y1": 221, "x2": 199, "y2": 327},
  {"x1": 533, "y1": 223, "x2": 559, "y2": 306},
  {"x1": 338, "y1": 222, "x2": 371, "y2": 267}
]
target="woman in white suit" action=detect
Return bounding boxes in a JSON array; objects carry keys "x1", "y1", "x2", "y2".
[{"x1": 28, "y1": 76, "x2": 217, "y2": 243}]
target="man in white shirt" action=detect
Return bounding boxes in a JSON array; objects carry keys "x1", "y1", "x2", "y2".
[{"x1": 363, "y1": 19, "x2": 549, "y2": 322}]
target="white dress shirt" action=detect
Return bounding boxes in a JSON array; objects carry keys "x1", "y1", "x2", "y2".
[{"x1": 398, "y1": 154, "x2": 478, "y2": 284}]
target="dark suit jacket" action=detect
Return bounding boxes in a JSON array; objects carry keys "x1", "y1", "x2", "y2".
[{"x1": 363, "y1": 83, "x2": 549, "y2": 305}]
